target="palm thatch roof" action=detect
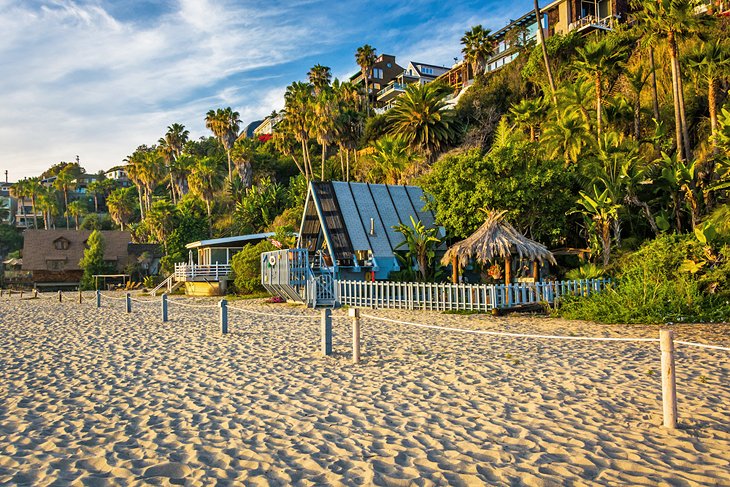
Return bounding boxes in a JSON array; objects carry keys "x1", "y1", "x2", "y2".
[{"x1": 441, "y1": 210, "x2": 556, "y2": 269}]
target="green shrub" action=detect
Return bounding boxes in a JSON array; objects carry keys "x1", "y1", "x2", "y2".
[
  {"x1": 230, "y1": 240, "x2": 276, "y2": 295},
  {"x1": 565, "y1": 263, "x2": 605, "y2": 280},
  {"x1": 557, "y1": 234, "x2": 730, "y2": 323}
]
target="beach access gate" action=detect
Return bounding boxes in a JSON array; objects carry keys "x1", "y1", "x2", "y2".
[{"x1": 261, "y1": 247, "x2": 610, "y2": 310}]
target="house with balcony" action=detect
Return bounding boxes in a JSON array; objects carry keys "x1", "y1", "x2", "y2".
[
  {"x1": 349, "y1": 54, "x2": 404, "y2": 107},
  {"x1": 542, "y1": 0, "x2": 629, "y2": 36},
  {"x1": 253, "y1": 111, "x2": 284, "y2": 140},
  {"x1": 486, "y1": 11, "x2": 544, "y2": 74},
  {"x1": 376, "y1": 61, "x2": 450, "y2": 110},
  {"x1": 105, "y1": 166, "x2": 131, "y2": 187}
]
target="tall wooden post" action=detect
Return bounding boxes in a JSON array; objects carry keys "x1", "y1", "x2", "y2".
[
  {"x1": 451, "y1": 255, "x2": 459, "y2": 284},
  {"x1": 219, "y1": 299, "x2": 228, "y2": 334},
  {"x1": 350, "y1": 308, "x2": 361, "y2": 364},
  {"x1": 161, "y1": 293, "x2": 168, "y2": 323},
  {"x1": 321, "y1": 308, "x2": 332, "y2": 356},
  {"x1": 125, "y1": 293, "x2": 132, "y2": 313},
  {"x1": 660, "y1": 329, "x2": 678, "y2": 429},
  {"x1": 532, "y1": 260, "x2": 539, "y2": 282}
]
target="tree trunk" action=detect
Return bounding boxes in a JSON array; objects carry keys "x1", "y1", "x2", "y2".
[
  {"x1": 626, "y1": 195, "x2": 660, "y2": 235},
  {"x1": 601, "y1": 222, "x2": 611, "y2": 267},
  {"x1": 94, "y1": 194, "x2": 99, "y2": 213},
  {"x1": 75, "y1": 215, "x2": 79, "y2": 230},
  {"x1": 364, "y1": 76, "x2": 370, "y2": 117},
  {"x1": 31, "y1": 196, "x2": 38, "y2": 229},
  {"x1": 709, "y1": 78, "x2": 718, "y2": 144},
  {"x1": 534, "y1": 0, "x2": 557, "y2": 105},
  {"x1": 346, "y1": 150, "x2": 351, "y2": 182},
  {"x1": 634, "y1": 96, "x2": 641, "y2": 140},
  {"x1": 169, "y1": 168, "x2": 177, "y2": 205},
  {"x1": 64, "y1": 191, "x2": 70, "y2": 229},
  {"x1": 530, "y1": 125, "x2": 535, "y2": 142},
  {"x1": 137, "y1": 185, "x2": 145, "y2": 220},
  {"x1": 226, "y1": 150, "x2": 233, "y2": 181},
  {"x1": 206, "y1": 200, "x2": 212, "y2": 237},
  {"x1": 452, "y1": 255, "x2": 458, "y2": 284},
  {"x1": 675, "y1": 56, "x2": 692, "y2": 161},
  {"x1": 241, "y1": 162, "x2": 253, "y2": 189},
  {"x1": 596, "y1": 74, "x2": 602, "y2": 146},
  {"x1": 321, "y1": 143, "x2": 327, "y2": 181},
  {"x1": 649, "y1": 47, "x2": 660, "y2": 121},
  {"x1": 668, "y1": 33, "x2": 684, "y2": 161}
]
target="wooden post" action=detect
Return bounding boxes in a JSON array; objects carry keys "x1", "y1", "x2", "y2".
[
  {"x1": 504, "y1": 256, "x2": 512, "y2": 305},
  {"x1": 125, "y1": 293, "x2": 132, "y2": 313},
  {"x1": 532, "y1": 260, "x2": 539, "y2": 282},
  {"x1": 350, "y1": 308, "x2": 361, "y2": 364},
  {"x1": 0, "y1": 289, "x2": 4, "y2": 297},
  {"x1": 78, "y1": 288, "x2": 82, "y2": 304},
  {"x1": 161, "y1": 293, "x2": 168, "y2": 323},
  {"x1": 20, "y1": 290, "x2": 23, "y2": 299},
  {"x1": 321, "y1": 308, "x2": 332, "y2": 356},
  {"x1": 34, "y1": 289, "x2": 38, "y2": 299},
  {"x1": 58, "y1": 290, "x2": 62, "y2": 302},
  {"x1": 219, "y1": 299, "x2": 228, "y2": 334},
  {"x1": 660, "y1": 329, "x2": 678, "y2": 429},
  {"x1": 96, "y1": 290, "x2": 101, "y2": 308},
  {"x1": 451, "y1": 255, "x2": 459, "y2": 284}
]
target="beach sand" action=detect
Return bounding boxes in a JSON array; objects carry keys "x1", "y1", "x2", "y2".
[{"x1": 1, "y1": 293, "x2": 728, "y2": 486}]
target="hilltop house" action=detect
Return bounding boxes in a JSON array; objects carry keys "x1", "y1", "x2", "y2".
[
  {"x1": 377, "y1": 61, "x2": 450, "y2": 110},
  {"x1": 22, "y1": 230, "x2": 133, "y2": 288},
  {"x1": 349, "y1": 54, "x2": 405, "y2": 108}
]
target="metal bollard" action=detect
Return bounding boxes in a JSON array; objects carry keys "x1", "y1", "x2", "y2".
[
  {"x1": 321, "y1": 308, "x2": 332, "y2": 356},
  {"x1": 161, "y1": 294, "x2": 168, "y2": 323},
  {"x1": 126, "y1": 293, "x2": 132, "y2": 313},
  {"x1": 219, "y1": 299, "x2": 228, "y2": 334},
  {"x1": 96, "y1": 290, "x2": 101, "y2": 308}
]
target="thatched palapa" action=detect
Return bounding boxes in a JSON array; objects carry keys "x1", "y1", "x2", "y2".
[{"x1": 442, "y1": 210, "x2": 556, "y2": 272}]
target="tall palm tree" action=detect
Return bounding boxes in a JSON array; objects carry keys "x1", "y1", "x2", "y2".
[
  {"x1": 626, "y1": 65, "x2": 651, "y2": 139},
  {"x1": 106, "y1": 187, "x2": 136, "y2": 231},
  {"x1": 125, "y1": 149, "x2": 147, "y2": 220},
  {"x1": 386, "y1": 82, "x2": 457, "y2": 164},
  {"x1": 53, "y1": 168, "x2": 75, "y2": 228},
  {"x1": 355, "y1": 44, "x2": 377, "y2": 116},
  {"x1": 307, "y1": 64, "x2": 332, "y2": 96},
  {"x1": 26, "y1": 177, "x2": 42, "y2": 229},
  {"x1": 138, "y1": 150, "x2": 165, "y2": 215},
  {"x1": 509, "y1": 97, "x2": 548, "y2": 142},
  {"x1": 460, "y1": 25, "x2": 494, "y2": 78},
  {"x1": 574, "y1": 38, "x2": 628, "y2": 145},
  {"x1": 66, "y1": 200, "x2": 86, "y2": 230},
  {"x1": 205, "y1": 108, "x2": 240, "y2": 181},
  {"x1": 188, "y1": 157, "x2": 225, "y2": 237},
  {"x1": 686, "y1": 40, "x2": 730, "y2": 146},
  {"x1": 159, "y1": 123, "x2": 190, "y2": 204},
  {"x1": 633, "y1": 0, "x2": 708, "y2": 161},
  {"x1": 541, "y1": 109, "x2": 594, "y2": 164},
  {"x1": 284, "y1": 82, "x2": 315, "y2": 179},
  {"x1": 146, "y1": 200, "x2": 177, "y2": 252},
  {"x1": 37, "y1": 186, "x2": 59, "y2": 230},
  {"x1": 9, "y1": 179, "x2": 28, "y2": 228},
  {"x1": 230, "y1": 138, "x2": 256, "y2": 189},
  {"x1": 533, "y1": 0, "x2": 557, "y2": 104},
  {"x1": 311, "y1": 89, "x2": 340, "y2": 180}
]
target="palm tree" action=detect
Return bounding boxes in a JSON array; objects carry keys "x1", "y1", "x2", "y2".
[
  {"x1": 686, "y1": 40, "x2": 730, "y2": 147},
  {"x1": 188, "y1": 157, "x2": 225, "y2": 237},
  {"x1": 231, "y1": 138, "x2": 256, "y2": 189},
  {"x1": 541, "y1": 109, "x2": 594, "y2": 164},
  {"x1": 146, "y1": 200, "x2": 177, "y2": 252},
  {"x1": 533, "y1": 0, "x2": 557, "y2": 104},
  {"x1": 307, "y1": 64, "x2": 332, "y2": 96},
  {"x1": 138, "y1": 150, "x2": 165, "y2": 215},
  {"x1": 37, "y1": 186, "x2": 59, "y2": 230},
  {"x1": 509, "y1": 97, "x2": 547, "y2": 141},
  {"x1": 66, "y1": 200, "x2": 86, "y2": 230},
  {"x1": 159, "y1": 123, "x2": 190, "y2": 203},
  {"x1": 368, "y1": 136, "x2": 411, "y2": 184},
  {"x1": 106, "y1": 187, "x2": 136, "y2": 231},
  {"x1": 626, "y1": 65, "x2": 651, "y2": 140},
  {"x1": 574, "y1": 186, "x2": 621, "y2": 267},
  {"x1": 386, "y1": 82, "x2": 456, "y2": 164},
  {"x1": 53, "y1": 168, "x2": 75, "y2": 228},
  {"x1": 333, "y1": 80, "x2": 363, "y2": 181},
  {"x1": 311, "y1": 89, "x2": 340, "y2": 180},
  {"x1": 125, "y1": 149, "x2": 147, "y2": 220},
  {"x1": 573, "y1": 38, "x2": 628, "y2": 145},
  {"x1": 9, "y1": 179, "x2": 28, "y2": 228},
  {"x1": 26, "y1": 177, "x2": 42, "y2": 229},
  {"x1": 205, "y1": 107, "x2": 241, "y2": 181},
  {"x1": 355, "y1": 44, "x2": 377, "y2": 116},
  {"x1": 284, "y1": 82, "x2": 315, "y2": 179},
  {"x1": 633, "y1": 0, "x2": 707, "y2": 161},
  {"x1": 460, "y1": 25, "x2": 494, "y2": 78}
]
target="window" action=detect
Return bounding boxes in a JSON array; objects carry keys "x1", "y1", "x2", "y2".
[
  {"x1": 372, "y1": 68, "x2": 383, "y2": 79},
  {"x1": 54, "y1": 238, "x2": 70, "y2": 250},
  {"x1": 386, "y1": 63, "x2": 392, "y2": 68},
  {"x1": 422, "y1": 67, "x2": 433, "y2": 75},
  {"x1": 46, "y1": 259, "x2": 66, "y2": 270}
]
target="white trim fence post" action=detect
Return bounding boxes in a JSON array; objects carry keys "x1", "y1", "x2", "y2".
[
  {"x1": 350, "y1": 308, "x2": 361, "y2": 364},
  {"x1": 660, "y1": 329, "x2": 678, "y2": 429},
  {"x1": 321, "y1": 308, "x2": 332, "y2": 356},
  {"x1": 219, "y1": 299, "x2": 228, "y2": 334}
]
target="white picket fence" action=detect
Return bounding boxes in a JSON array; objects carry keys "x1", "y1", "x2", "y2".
[{"x1": 336, "y1": 278, "x2": 611, "y2": 311}]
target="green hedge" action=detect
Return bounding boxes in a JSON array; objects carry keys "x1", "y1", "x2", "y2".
[{"x1": 230, "y1": 240, "x2": 276, "y2": 295}]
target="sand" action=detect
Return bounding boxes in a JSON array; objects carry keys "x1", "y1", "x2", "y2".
[{"x1": 0, "y1": 292, "x2": 728, "y2": 486}]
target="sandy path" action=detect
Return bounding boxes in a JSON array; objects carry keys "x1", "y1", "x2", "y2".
[{"x1": 0, "y1": 293, "x2": 728, "y2": 486}]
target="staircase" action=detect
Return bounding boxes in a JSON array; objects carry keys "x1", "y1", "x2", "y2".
[
  {"x1": 308, "y1": 268, "x2": 336, "y2": 308},
  {"x1": 149, "y1": 275, "x2": 183, "y2": 296}
]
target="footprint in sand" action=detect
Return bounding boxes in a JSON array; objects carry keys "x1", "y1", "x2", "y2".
[{"x1": 143, "y1": 462, "x2": 192, "y2": 479}]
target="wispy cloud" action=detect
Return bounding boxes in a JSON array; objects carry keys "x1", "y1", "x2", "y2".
[{"x1": 0, "y1": 0, "x2": 536, "y2": 178}]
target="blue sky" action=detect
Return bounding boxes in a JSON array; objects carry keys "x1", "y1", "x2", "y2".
[{"x1": 0, "y1": 0, "x2": 537, "y2": 179}]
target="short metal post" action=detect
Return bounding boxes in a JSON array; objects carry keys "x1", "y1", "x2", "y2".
[
  {"x1": 321, "y1": 308, "x2": 332, "y2": 356},
  {"x1": 219, "y1": 299, "x2": 228, "y2": 334},
  {"x1": 660, "y1": 329, "x2": 678, "y2": 429},
  {"x1": 161, "y1": 293, "x2": 168, "y2": 322},
  {"x1": 126, "y1": 293, "x2": 132, "y2": 313},
  {"x1": 350, "y1": 308, "x2": 361, "y2": 364},
  {"x1": 96, "y1": 290, "x2": 101, "y2": 308},
  {"x1": 58, "y1": 290, "x2": 62, "y2": 302}
]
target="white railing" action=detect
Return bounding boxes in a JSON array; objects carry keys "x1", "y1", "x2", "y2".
[
  {"x1": 174, "y1": 263, "x2": 232, "y2": 280},
  {"x1": 569, "y1": 15, "x2": 617, "y2": 32},
  {"x1": 336, "y1": 279, "x2": 611, "y2": 311}
]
